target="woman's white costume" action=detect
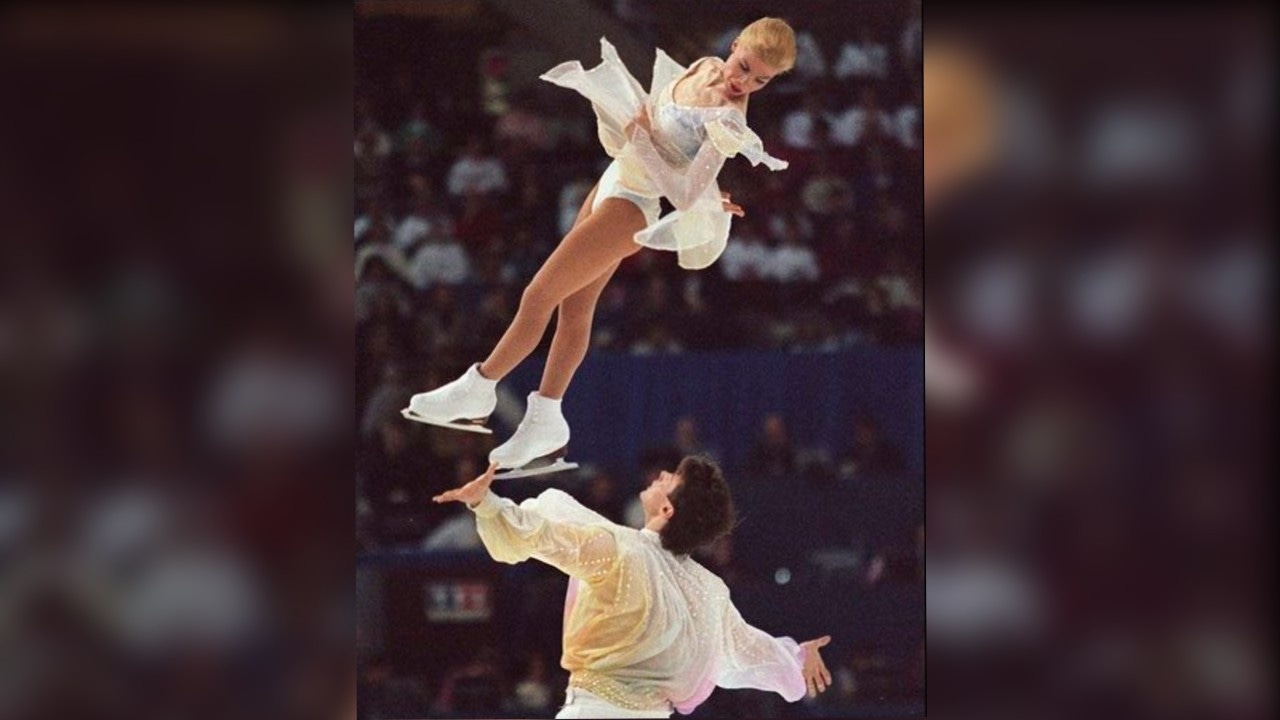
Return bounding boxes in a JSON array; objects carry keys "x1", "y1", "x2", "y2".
[{"x1": 540, "y1": 39, "x2": 789, "y2": 270}]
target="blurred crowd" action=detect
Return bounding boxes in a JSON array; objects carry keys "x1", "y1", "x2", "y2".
[
  {"x1": 924, "y1": 7, "x2": 1272, "y2": 719},
  {"x1": 2, "y1": 7, "x2": 353, "y2": 720}
]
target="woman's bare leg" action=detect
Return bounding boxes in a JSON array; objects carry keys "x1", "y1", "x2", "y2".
[
  {"x1": 478, "y1": 196, "x2": 645, "y2": 381},
  {"x1": 539, "y1": 259, "x2": 622, "y2": 399}
]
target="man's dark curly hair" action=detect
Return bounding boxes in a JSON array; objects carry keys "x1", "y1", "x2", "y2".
[{"x1": 659, "y1": 456, "x2": 736, "y2": 556}]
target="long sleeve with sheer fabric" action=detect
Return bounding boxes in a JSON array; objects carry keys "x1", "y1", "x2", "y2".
[
  {"x1": 470, "y1": 490, "x2": 618, "y2": 583},
  {"x1": 716, "y1": 603, "x2": 809, "y2": 701},
  {"x1": 629, "y1": 126, "x2": 727, "y2": 212}
]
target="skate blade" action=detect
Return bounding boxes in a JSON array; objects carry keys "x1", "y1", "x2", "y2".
[
  {"x1": 400, "y1": 408, "x2": 493, "y2": 434},
  {"x1": 494, "y1": 459, "x2": 580, "y2": 480}
]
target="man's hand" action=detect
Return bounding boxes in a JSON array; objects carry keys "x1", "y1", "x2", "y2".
[
  {"x1": 432, "y1": 462, "x2": 499, "y2": 508},
  {"x1": 799, "y1": 635, "x2": 833, "y2": 698}
]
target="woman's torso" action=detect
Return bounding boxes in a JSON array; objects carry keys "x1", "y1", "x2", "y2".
[{"x1": 651, "y1": 57, "x2": 744, "y2": 163}]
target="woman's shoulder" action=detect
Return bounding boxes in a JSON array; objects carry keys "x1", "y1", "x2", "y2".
[{"x1": 681, "y1": 55, "x2": 723, "y2": 80}]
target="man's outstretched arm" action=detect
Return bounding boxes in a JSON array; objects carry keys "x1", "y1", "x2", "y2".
[
  {"x1": 717, "y1": 600, "x2": 833, "y2": 701},
  {"x1": 433, "y1": 464, "x2": 618, "y2": 583}
]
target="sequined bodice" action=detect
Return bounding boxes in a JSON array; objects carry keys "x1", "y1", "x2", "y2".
[{"x1": 652, "y1": 78, "x2": 733, "y2": 164}]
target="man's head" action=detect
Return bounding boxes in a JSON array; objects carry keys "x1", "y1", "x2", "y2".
[
  {"x1": 724, "y1": 17, "x2": 796, "y2": 98},
  {"x1": 641, "y1": 456, "x2": 735, "y2": 556},
  {"x1": 762, "y1": 413, "x2": 789, "y2": 446}
]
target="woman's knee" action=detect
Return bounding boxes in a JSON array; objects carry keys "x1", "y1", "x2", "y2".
[
  {"x1": 519, "y1": 280, "x2": 559, "y2": 315},
  {"x1": 557, "y1": 295, "x2": 597, "y2": 329}
]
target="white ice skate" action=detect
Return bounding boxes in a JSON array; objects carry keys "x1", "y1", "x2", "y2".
[
  {"x1": 490, "y1": 392, "x2": 579, "y2": 479},
  {"x1": 401, "y1": 363, "x2": 497, "y2": 434}
]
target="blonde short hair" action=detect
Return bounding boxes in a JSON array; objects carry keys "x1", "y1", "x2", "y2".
[{"x1": 736, "y1": 17, "x2": 797, "y2": 73}]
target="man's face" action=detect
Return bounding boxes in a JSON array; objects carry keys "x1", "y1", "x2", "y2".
[{"x1": 641, "y1": 470, "x2": 682, "y2": 517}]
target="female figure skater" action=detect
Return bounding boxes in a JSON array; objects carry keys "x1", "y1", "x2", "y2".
[{"x1": 405, "y1": 18, "x2": 796, "y2": 477}]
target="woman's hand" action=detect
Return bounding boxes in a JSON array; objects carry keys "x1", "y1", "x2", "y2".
[
  {"x1": 721, "y1": 190, "x2": 744, "y2": 217},
  {"x1": 625, "y1": 105, "x2": 653, "y2": 138}
]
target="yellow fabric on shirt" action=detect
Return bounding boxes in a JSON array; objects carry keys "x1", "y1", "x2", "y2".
[{"x1": 469, "y1": 489, "x2": 808, "y2": 714}]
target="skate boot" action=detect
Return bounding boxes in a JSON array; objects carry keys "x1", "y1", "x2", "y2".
[
  {"x1": 489, "y1": 392, "x2": 579, "y2": 479},
  {"x1": 401, "y1": 363, "x2": 496, "y2": 434}
]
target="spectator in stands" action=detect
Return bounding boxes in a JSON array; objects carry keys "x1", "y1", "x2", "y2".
[
  {"x1": 720, "y1": 219, "x2": 771, "y2": 281},
  {"x1": 816, "y1": 216, "x2": 872, "y2": 281},
  {"x1": 781, "y1": 91, "x2": 834, "y2": 150},
  {"x1": 833, "y1": 27, "x2": 889, "y2": 81},
  {"x1": 694, "y1": 534, "x2": 745, "y2": 589},
  {"x1": 791, "y1": 309, "x2": 840, "y2": 352},
  {"x1": 749, "y1": 414, "x2": 797, "y2": 478},
  {"x1": 512, "y1": 651, "x2": 555, "y2": 715},
  {"x1": 613, "y1": 0, "x2": 659, "y2": 47},
  {"x1": 398, "y1": 100, "x2": 443, "y2": 159},
  {"x1": 454, "y1": 192, "x2": 505, "y2": 251},
  {"x1": 590, "y1": 282, "x2": 629, "y2": 350},
  {"x1": 876, "y1": 249, "x2": 920, "y2": 314},
  {"x1": 355, "y1": 194, "x2": 396, "y2": 246},
  {"x1": 852, "y1": 144, "x2": 899, "y2": 211},
  {"x1": 446, "y1": 135, "x2": 509, "y2": 200},
  {"x1": 871, "y1": 191, "x2": 910, "y2": 252},
  {"x1": 584, "y1": 470, "x2": 627, "y2": 525},
  {"x1": 791, "y1": 25, "x2": 829, "y2": 83},
  {"x1": 673, "y1": 416, "x2": 720, "y2": 464},
  {"x1": 900, "y1": 1, "x2": 922, "y2": 80},
  {"x1": 354, "y1": 251, "x2": 412, "y2": 326},
  {"x1": 393, "y1": 175, "x2": 454, "y2": 252},
  {"x1": 471, "y1": 288, "x2": 516, "y2": 358},
  {"x1": 495, "y1": 93, "x2": 552, "y2": 160},
  {"x1": 838, "y1": 413, "x2": 905, "y2": 478},
  {"x1": 770, "y1": 225, "x2": 821, "y2": 283},
  {"x1": 631, "y1": 322, "x2": 686, "y2": 356},
  {"x1": 363, "y1": 418, "x2": 434, "y2": 545},
  {"x1": 356, "y1": 655, "x2": 394, "y2": 720},
  {"x1": 830, "y1": 86, "x2": 894, "y2": 149},
  {"x1": 628, "y1": 276, "x2": 685, "y2": 347},
  {"x1": 766, "y1": 210, "x2": 815, "y2": 248},
  {"x1": 407, "y1": 233, "x2": 472, "y2": 290},
  {"x1": 557, "y1": 176, "x2": 595, "y2": 236},
  {"x1": 355, "y1": 97, "x2": 394, "y2": 187},
  {"x1": 414, "y1": 285, "x2": 468, "y2": 358},
  {"x1": 359, "y1": 362, "x2": 415, "y2": 446},
  {"x1": 891, "y1": 92, "x2": 922, "y2": 151},
  {"x1": 800, "y1": 156, "x2": 855, "y2": 218},
  {"x1": 507, "y1": 163, "x2": 558, "y2": 242},
  {"x1": 860, "y1": 283, "x2": 897, "y2": 344},
  {"x1": 432, "y1": 645, "x2": 506, "y2": 716}
]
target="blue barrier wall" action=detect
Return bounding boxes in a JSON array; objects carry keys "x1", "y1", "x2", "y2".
[{"x1": 504, "y1": 347, "x2": 923, "y2": 479}]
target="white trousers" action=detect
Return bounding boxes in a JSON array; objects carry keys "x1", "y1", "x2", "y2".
[{"x1": 555, "y1": 687, "x2": 672, "y2": 718}]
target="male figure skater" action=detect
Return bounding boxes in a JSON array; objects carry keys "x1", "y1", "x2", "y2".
[{"x1": 433, "y1": 457, "x2": 833, "y2": 718}]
